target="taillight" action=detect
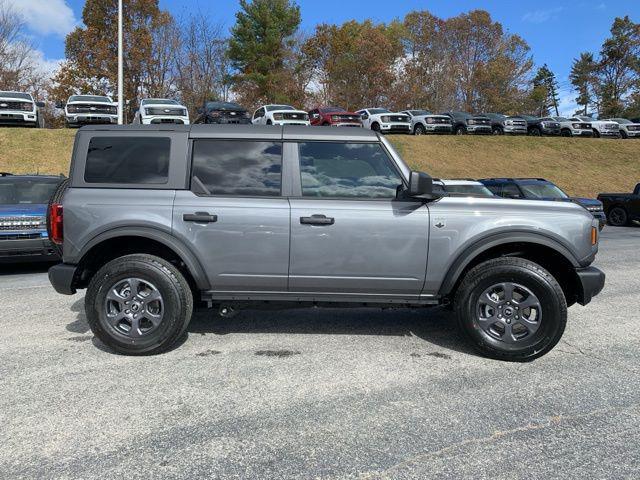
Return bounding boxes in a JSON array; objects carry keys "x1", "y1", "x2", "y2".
[{"x1": 50, "y1": 204, "x2": 64, "y2": 245}]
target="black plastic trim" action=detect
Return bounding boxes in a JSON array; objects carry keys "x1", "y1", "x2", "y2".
[
  {"x1": 575, "y1": 266, "x2": 605, "y2": 306},
  {"x1": 48, "y1": 263, "x2": 78, "y2": 295}
]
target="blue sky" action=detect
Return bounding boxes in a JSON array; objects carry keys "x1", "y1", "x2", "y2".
[{"x1": 11, "y1": 0, "x2": 640, "y2": 113}]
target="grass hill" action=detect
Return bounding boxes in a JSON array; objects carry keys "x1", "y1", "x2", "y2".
[{"x1": 1, "y1": 128, "x2": 639, "y2": 197}]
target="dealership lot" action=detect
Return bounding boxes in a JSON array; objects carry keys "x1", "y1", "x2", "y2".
[{"x1": 0, "y1": 227, "x2": 638, "y2": 479}]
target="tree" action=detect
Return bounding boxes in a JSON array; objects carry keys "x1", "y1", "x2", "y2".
[
  {"x1": 570, "y1": 53, "x2": 597, "y2": 115},
  {"x1": 0, "y1": 0, "x2": 40, "y2": 91},
  {"x1": 303, "y1": 20, "x2": 403, "y2": 110},
  {"x1": 532, "y1": 64, "x2": 560, "y2": 116},
  {"x1": 50, "y1": 0, "x2": 170, "y2": 120},
  {"x1": 228, "y1": 0, "x2": 302, "y2": 106}
]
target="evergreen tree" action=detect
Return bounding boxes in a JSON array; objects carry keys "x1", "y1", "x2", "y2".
[
  {"x1": 570, "y1": 53, "x2": 597, "y2": 116},
  {"x1": 532, "y1": 64, "x2": 560, "y2": 116}
]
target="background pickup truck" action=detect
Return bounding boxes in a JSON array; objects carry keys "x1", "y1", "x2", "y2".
[{"x1": 598, "y1": 183, "x2": 640, "y2": 226}]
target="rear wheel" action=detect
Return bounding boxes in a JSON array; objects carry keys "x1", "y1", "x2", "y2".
[
  {"x1": 85, "y1": 254, "x2": 193, "y2": 355},
  {"x1": 454, "y1": 257, "x2": 566, "y2": 361},
  {"x1": 607, "y1": 206, "x2": 628, "y2": 226}
]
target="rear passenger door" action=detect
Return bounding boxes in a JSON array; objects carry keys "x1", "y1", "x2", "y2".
[
  {"x1": 288, "y1": 141, "x2": 430, "y2": 298},
  {"x1": 172, "y1": 139, "x2": 290, "y2": 292}
]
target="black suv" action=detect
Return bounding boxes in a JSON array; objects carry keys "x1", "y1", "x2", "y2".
[
  {"x1": 440, "y1": 112, "x2": 492, "y2": 135},
  {"x1": 480, "y1": 177, "x2": 606, "y2": 228},
  {"x1": 193, "y1": 101, "x2": 251, "y2": 125},
  {"x1": 516, "y1": 115, "x2": 561, "y2": 136}
]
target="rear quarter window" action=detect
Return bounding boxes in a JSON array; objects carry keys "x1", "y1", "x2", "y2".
[{"x1": 84, "y1": 137, "x2": 170, "y2": 184}]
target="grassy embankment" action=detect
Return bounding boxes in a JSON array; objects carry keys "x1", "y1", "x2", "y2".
[{"x1": 1, "y1": 128, "x2": 639, "y2": 197}]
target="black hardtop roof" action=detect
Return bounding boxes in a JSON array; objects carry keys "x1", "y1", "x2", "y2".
[{"x1": 79, "y1": 124, "x2": 380, "y2": 142}]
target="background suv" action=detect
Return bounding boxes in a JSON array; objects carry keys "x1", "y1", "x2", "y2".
[
  {"x1": 59, "y1": 95, "x2": 117, "y2": 127},
  {"x1": 0, "y1": 173, "x2": 62, "y2": 262},
  {"x1": 0, "y1": 91, "x2": 44, "y2": 128},
  {"x1": 432, "y1": 179, "x2": 496, "y2": 196},
  {"x1": 308, "y1": 106, "x2": 362, "y2": 127},
  {"x1": 133, "y1": 98, "x2": 189, "y2": 125},
  {"x1": 193, "y1": 101, "x2": 251, "y2": 125},
  {"x1": 441, "y1": 112, "x2": 492, "y2": 135},
  {"x1": 606, "y1": 118, "x2": 640, "y2": 139},
  {"x1": 356, "y1": 108, "x2": 411, "y2": 133},
  {"x1": 480, "y1": 177, "x2": 606, "y2": 228},
  {"x1": 400, "y1": 110, "x2": 452, "y2": 135},
  {"x1": 518, "y1": 115, "x2": 561, "y2": 136},
  {"x1": 575, "y1": 116, "x2": 620, "y2": 138},
  {"x1": 252, "y1": 105, "x2": 310, "y2": 126},
  {"x1": 481, "y1": 113, "x2": 528, "y2": 135}
]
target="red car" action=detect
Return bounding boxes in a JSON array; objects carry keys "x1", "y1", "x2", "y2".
[{"x1": 308, "y1": 106, "x2": 362, "y2": 127}]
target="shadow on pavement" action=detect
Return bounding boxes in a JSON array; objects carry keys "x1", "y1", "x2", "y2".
[{"x1": 0, "y1": 261, "x2": 57, "y2": 276}]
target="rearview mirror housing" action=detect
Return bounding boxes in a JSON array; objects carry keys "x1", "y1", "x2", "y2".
[
  {"x1": 35, "y1": 101, "x2": 45, "y2": 108},
  {"x1": 407, "y1": 171, "x2": 439, "y2": 199}
]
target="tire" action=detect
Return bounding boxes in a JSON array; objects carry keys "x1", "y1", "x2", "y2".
[
  {"x1": 455, "y1": 126, "x2": 467, "y2": 135},
  {"x1": 414, "y1": 124, "x2": 426, "y2": 135},
  {"x1": 607, "y1": 206, "x2": 628, "y2": 226},
  {"x1": 266, "y1": 120, "x2": 272, "y2": 125},
  {"x1": 46, "y1": 178, "x2": 70, "y2": 257},
  {"x1": 561, "y1": 129, "x2": 572, "y2": 137},
  {"x1": 85, "y1": 254, "x2": 194, "y2": 355},
  {"x1": 620, "y1": 130, "x2": 628, "y2": 139},
  {"x1": 492, "y1": 126, "x2": 504, "y2": 135},
  {"x1": 454, "y1": 257, "x2": 567, "y2": 362},
  {"x1": 593, "y1": 129, "x2": 600, "y2": 138},
  {"x1": 371, "y1": 122, "x2": 381, "y2": 132},
  {"x1": 529, "y1": 127, "x2": 541, "y2": 136}
]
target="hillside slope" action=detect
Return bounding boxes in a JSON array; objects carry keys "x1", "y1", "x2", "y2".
[{"x1": 1, "y1": 128, "x2": 639, "y2": 197}]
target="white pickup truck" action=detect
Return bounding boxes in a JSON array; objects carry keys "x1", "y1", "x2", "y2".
[
  {"x1": 133, "y1": 98, "x2": 189, "y2": 125},
  {"x1": 0, "y1": 91, "x2": 44, "y2": 128},
  {"x1": 58, "y1": 95, "x2": 118, "y2": 128}
]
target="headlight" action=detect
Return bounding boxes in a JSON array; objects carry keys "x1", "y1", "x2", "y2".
[
  {"x1": 572, "y1": 123, "x2": 581, "y2": 128},
  {"x1": 381, "y1": 116, "x2": 390, "y2": 122},
  {"x1": 21, "y1": 102, "x2": 33, "y2": 111},
  {"x1": 587, "y1": 205, "x2": 603, "y2": 212},
  {"x1": 273, "y1": 113, "x2": 283, "y2": 120},
  {"x1": 108, "y1": 106, "x2": 117, "y2": 114},
  {"x1": 302, "y1": 113, "x2": 309, "y2": 120},
  {"x1": 426, "y1": 117, "x2": 435, "y2": 124},
  {"x1": 145, "y1": 108, "x2": 152, "y2": 115},
  {"x1": 67, "y1": 105, "x2": 78, "y2": 113},
  {"x1": 467, "y1": 119, "x2": 476, "y2": 125}
]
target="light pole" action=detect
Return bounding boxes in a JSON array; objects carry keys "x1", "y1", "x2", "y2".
[{"x1": 117, "y1": 0, "x2": 123, "y2": 125}]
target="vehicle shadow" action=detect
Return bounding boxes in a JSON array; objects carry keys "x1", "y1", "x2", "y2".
[
  {"x1": 0, "y1": 261, "x2": 57, "y2": 276},
  {"x1": 67, "y1": 299, "x2": 477, "y2": 357}
]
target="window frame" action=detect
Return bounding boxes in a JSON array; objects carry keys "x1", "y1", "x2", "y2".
[
  {"x1": 188, "y1": 138, "x2": 288, "y2": 198},
  {"x1": 288, "y1": 140, "x2": 408, "y2": 201}
]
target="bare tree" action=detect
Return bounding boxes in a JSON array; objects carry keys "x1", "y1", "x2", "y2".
[{"x1": 0, "y1": 0, "x2": 39, "y2": 90}]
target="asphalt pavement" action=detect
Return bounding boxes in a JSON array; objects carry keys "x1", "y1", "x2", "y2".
[{"x1": 1, "y1": 227, "x2": 639, "y2": 479}]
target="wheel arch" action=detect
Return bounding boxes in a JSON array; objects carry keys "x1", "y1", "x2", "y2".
[
  {"x1": 439, "y1": 234, "x2": 582, "y2": 306},
  {"x1": 74, "y1": 228, "x2": 210, "y2": 292}
]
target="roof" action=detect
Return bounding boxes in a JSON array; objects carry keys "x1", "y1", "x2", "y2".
[
  {"x1": 480, "y1": 177, "x2": 550, "y2": 183},
  {"x1": 80, "y1": 124, "x2": 380, "y2": 142}
]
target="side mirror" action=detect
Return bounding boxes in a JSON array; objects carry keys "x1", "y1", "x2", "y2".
[
  {"x1": 35, "y1": 101, "x2": 45, "y2": 108},
  {"x1": 407, "y1": 171, "x2": 438, "y2": 199},
  {"x1": 361, "y1": 114, "x2": 369, "y2": 120},
  {"x1": 55, "y1": 101, "x2": 65, "y2": 109}
]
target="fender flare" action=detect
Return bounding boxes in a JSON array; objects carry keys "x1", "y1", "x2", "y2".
[
  {"x1": 78, "y1": 226, "x2": 210, "y2": 290},
  {"x1": 438, "y1": 231, "x2": 580, "y2": 297}
]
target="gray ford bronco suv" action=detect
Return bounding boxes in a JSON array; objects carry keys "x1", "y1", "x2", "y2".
[{"x1": 48, "y1": 125, "x2": 605, "y2": 360}]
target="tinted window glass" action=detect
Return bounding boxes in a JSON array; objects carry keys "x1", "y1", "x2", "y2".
[
  {"x1": 501, "y1": 183, "x2": 523, "y2": 198},
  {"x1": 298, "y1": 142, "x2": 403, "y2": 198},
  {"x1": 0, "y1": 177, "x2": 61, "y2": 205},
  {"x1": 84, "y1": 137, "x2": 170, "y2": 184},
  {"x1": 192, "y1": 140, "x2": 282, "y2": 196}
]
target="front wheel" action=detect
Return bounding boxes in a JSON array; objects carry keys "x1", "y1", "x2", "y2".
[
  {"x1": 529, "y1": 127, "x2": 541, "y2": 136},
  {"x1": 455, "y1": 126, "x2": 467, "y2": 135},
  {"x1": 371, "y1": 122, "x2": 381, "y2": 132},
  {"x1": 414, "y1": 124, "x2": 426, "y2": 135},
  {"x1": 454, "y1": 257, "x2": 567, "y2": 361},
  {"x1": 620, "y1": 130, "x2": 628, "y2": 139},
  {"x1": 492, "y1": 126, "x2": 504, "y2": 135},
  {"x1": 85, "y1": 254, "x2": 193, "y2": 355}
]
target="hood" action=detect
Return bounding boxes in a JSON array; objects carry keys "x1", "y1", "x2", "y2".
[
  {"x1": 0, "y1": 204, "x2": 47, "y2": 217},
  {"x1": 0, "y1": 95, "x2": 33, "y2": 103},
  {"x1": 570, "y1": 197, "x2": 603, "y2": 208},
  {"x1": 142, "y1": 102, "x2": 186, "y2": 110},
  {"x1": 67, "y1": 99, "x2": 114, "y2": 106},
  {"x1": 271, "y1": 109, "x2": 307, "y2": 115}
]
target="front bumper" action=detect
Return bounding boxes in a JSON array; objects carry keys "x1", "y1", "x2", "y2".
[
  {"x1": 624, "y1": 130, "x2": 640, "y2": 137},
  {"x1": 504, "y1": 126, "x2": 527, "y2": 134},
  {"x1": 48, "y1": 263, "x2": 78, "y2": 295},
  {"x1": 143, "y1": 116, "x2": 190, "y2": 125},
  {"x1": 425, "y1": 125, "x2": 453, "y2": 134},
  {"x1": 591, "y1": 211, "x2": 607, "y2": 229},
  {"x1": 0, "y1": 110, "x2": 37, "y2": 125},
  {"x1": 330, "y1": 122, "x2": 362, "y2": 127},
  {"x1": 572, "y1": 129, "x2": 593, "y2": 137},
  {"x1": 0, "y1": 236, "x2": 58, "y2": 262},
  {"x1": 380, "y1": 123, "x2": 411, "y2": 134},
  {"x1": 66, "y1": 114, "x2": 118, "y2": 125},
  {"x1": 575, "y1": 266, "x2": 605, "y2": 306},
  {"x1": 273, "y1": 121, "x2": 310, "y2": 126},
  {"x1": 598, "y1": 130, "x2": 620, "y2": 138},
  {"x1": 541, "y1": 128, "x2": 561, "y2": 136}
]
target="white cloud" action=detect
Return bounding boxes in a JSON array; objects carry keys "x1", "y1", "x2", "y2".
[
  {"x1": 29, "y1": 48, "x2": 64, "y2": 77},
  {"x1": 522, "y1": 8, "x2": 564, "y2": 24},
  {"x1": 6, "y1": 0, "x2": 77, "y2": 37},
  {"x1": 558, "y1": 91, "x2": 579, "y2": 117}
]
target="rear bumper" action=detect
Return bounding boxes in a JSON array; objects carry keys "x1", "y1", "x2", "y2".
[
  {"x1": 48, "y1": 263, "x2": 78, "y2": 295},
  {"x1": 575, "y1": 266, "x2": 605, "y2": 306}
]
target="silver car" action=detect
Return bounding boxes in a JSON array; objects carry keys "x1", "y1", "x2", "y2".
[{"x1": 47, "y1": 125, "x2": 605, "y2": 361}]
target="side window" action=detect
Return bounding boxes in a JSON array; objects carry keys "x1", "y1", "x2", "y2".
[
  {"x1": 84, "y1": 136, "x2": 170, "y2": 184},
  {"x1": 191, "y1": 140, "x2": 282, "y2": 196},
  {"x1": 484, "y1": 183, "x2": 502, "y2": 196},
  {"x1": 502, "y1": 183, "x2": 523, "y2": 198},
  {"x1": 298, "y1": 142, "x2": 403, "y2": 199}
]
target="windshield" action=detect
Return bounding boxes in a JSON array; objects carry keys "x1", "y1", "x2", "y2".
[
  {"x1": 142, "y1": 99, "x2": 179, "y2": 105},
  {"x1": 519, "y1": 182, "x2": 569, "y2": 199},
  {"x1": 206, "y1": 102, "x2": 244, "y2": 111},
  {"x1": 445, "y1": 184, "x2": 494, "y2": 196},
  {"x1": 411, "y1": 110, "x2": 431, "y2": 116},
  {"x1": 0, "y1": 177, "x2": 61, "y2": 205},
  {"x1": 577, "y1": 116, "x2": 593, "y2": 122},
  {"x1": 484, "y1": 113, "x2": 506, "y2": 120},
  {"x1": 266, "y1": 105, "x2": 295, "y2": 111},
  {"x1": 554, "y1": 117, "x2": 569, "y2": 122},
  {"x1": 322, "y1": 107, "x2": 345, "y2": 113},
  {"x1": 368, "y1": 108, "x2": 390, "y2": 114},
  {"x1": 519, "y1": 115, "x2": 537, "y2": 121},
  {"x1": 612, "y1": 118, "x2": 631, "y2": 124},
  {"x1": 0, "y1": 91, "x2": 31, "y2": 100},
  {"x1": 69, "y1": 95, "x2": 111, "y2": 103}
]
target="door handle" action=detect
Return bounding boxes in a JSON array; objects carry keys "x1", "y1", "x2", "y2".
[
  {"x1": 300, "y1": 214, "x2": 335, "y2": 225},
  {"x1": 183, "y1": 212, "x2": 217, "y2": 223}
]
